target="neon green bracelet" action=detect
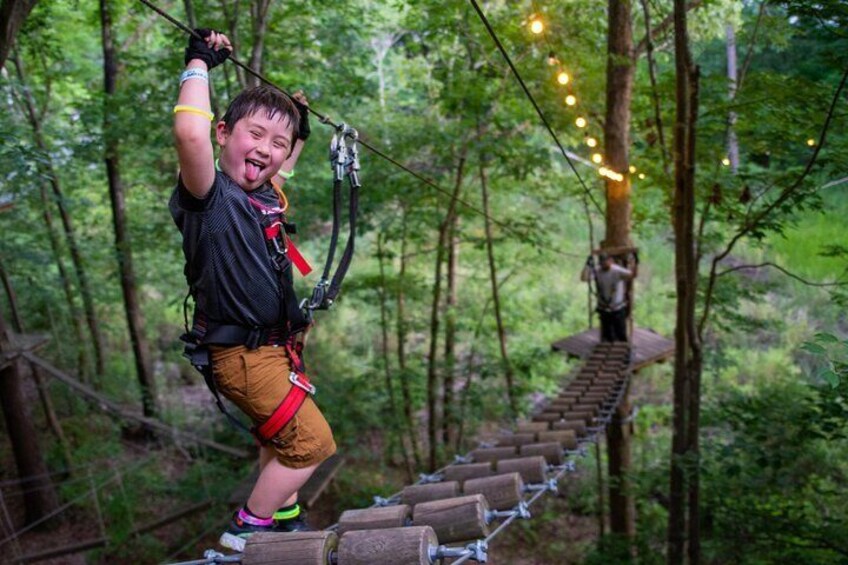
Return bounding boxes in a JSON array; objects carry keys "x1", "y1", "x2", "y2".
[{"x1": 277, "y1": 168, "x2": 295, "y2": 180}]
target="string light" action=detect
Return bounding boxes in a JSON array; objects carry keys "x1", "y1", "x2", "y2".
[
  {"x1": 598, "y1": 167, "x2": 624, "y2": 182},
  {"x1": 530, "y1": 16, "x2": 544, "y2": 34},
  {"x1": 565, "y1": 94, "x2": 577, "y2": 106},
  {"x1": 629, "y1": 165, "x2": 636, "y2": 173},
  {"x1": 586, "y1": 136, "x2": 597, "y2": 148},
  {"x1": 806, "y1": 138, "x2": 816, "y2": 147},
  {"x1": 557, "y1": 71, "x2": 569, "y2": 85},
  {"x1": 592, "y1": 153, "x2": 603, "y2": 164},
  {"x1": 721, "y1": 157, "x2": 731, "y2": 166},
  {"x1": 638, "y1": 173, "x2": 646, "y2": 179},
  {"x1": 547, "y1": 51, "x2": 557, "y2": 66},
  {"x1": 575, "y1": 117, "x2": 587, "y2": 128}
]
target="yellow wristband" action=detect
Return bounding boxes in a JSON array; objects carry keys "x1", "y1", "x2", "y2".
[{"x1": 173, "y1": 105, "x2": 214, "y2": 121}]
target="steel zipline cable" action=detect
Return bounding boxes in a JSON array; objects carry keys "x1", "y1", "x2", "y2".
[
  {"x1": 136, "y1": 0, "x2": 587, "y2": 259},
  {"x1": 466, "y1": 0, "x2": 605, "y2": 216}
]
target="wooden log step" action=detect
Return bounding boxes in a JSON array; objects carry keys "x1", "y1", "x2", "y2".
[
  {"x1": 581, "y1": 393, "x2": 608, "y2": 403},
  {"x1": 470, "y1": 446, "x2": 519, "y2": 463},
  {"x1": 515, "y1": 422, "x2": 550, "y2": 433},
  {"x1": 552, "y1": 420, "x2": 587, "y2": 436},
  {"x1": 463, "y1": 472, "x2": 524, "y2": 511},
  {"x1": 401, "y1": 481, "x2": 460, "y2": 506},
  {"x1": 337, "y1": 526, "x2": 437, "y2": 565},
  {"x1": 412, "y1": 494, "x2": 490, "y2": 543},
  {"x1": 537, "y1": 429, "x2": 578, "y2": 450},
  {"x1": 496, "y1": 433, "x2": 537, "y2": 447},
  {"x1": 495, "y1": 456, "x2": 547, "y2": 484},
  {"x1": 442, "y1": 462, "x2": 493, "y2": 484},
  {"x1": 519, "y1": 442, "x2": 564, "y2": 465},
  {"x1": 532, "y1": 412, "x2": 562, "y2": 423},
  {"x1": 338, "y1": 505, "x2": 411, "y2": 534},
  {"x1": 562, "y1": 410, "x2": 594, "y2": 425},
  {"x1": 570, "y1": 403, "x2": 600, "y2": 416},
  {"x1": 243, "y1": 531, "x2": 337, "y2": 565}
]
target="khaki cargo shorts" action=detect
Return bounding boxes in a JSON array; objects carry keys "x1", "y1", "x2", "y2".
[{"x1": 210, "y1": 345, "x2": 336, "y2": 469}]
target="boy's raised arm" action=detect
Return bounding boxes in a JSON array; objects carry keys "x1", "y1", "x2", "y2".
[{"x1": 174, "y1": 29, "x2": 230, "y2": 199}]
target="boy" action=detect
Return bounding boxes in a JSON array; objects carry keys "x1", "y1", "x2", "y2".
[
  {"x1": 169, "y1": 29, "x2": 336, "y2": 552},
  {"x1": 580, "y1": 252, "x2": 637, "y2": 343}
]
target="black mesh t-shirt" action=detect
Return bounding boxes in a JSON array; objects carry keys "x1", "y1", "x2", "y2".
[{"x1": 170, "y1": 170, "x2": 288, "y2": 328}]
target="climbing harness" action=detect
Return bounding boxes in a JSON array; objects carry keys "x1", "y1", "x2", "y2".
[{"x1": 181, "y1": 126, "x2": 361, "y2": 443}]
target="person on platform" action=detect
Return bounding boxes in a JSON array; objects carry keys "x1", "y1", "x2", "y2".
[{"x1": 581, "y1": 252, "x2": 637, "y2": 343}]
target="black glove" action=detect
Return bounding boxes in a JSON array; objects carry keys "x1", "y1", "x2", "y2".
[
  {"x1": 292, "y1": 97, "x2": 311, "y2": 142},
  {"x1": 585, "y1": 255, "x2": 594, "y2": 268},
  {"x1": 185, "y1": 29, "x2": 230, "y2": 69}
]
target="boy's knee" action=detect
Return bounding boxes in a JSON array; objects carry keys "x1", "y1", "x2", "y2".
[{"x1": 271, "y1": 398, "x2": 336, "y2": 469}]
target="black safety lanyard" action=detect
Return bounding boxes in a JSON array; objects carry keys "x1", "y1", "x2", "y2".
[{"x1": 304, "y1": 124, "x2": 361, "y2": 317}]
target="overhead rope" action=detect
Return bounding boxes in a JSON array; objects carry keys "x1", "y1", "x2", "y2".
[
  {"x1": 466, "y1": 0, "x2": 605, "y2": 216},
  {"x1": 136, "y1": 0, "x2": 584, "y2": 259}
]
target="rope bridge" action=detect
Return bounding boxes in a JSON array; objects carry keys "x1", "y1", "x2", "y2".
[{"x1": 171, "y1": 342, "x2": 631, "y2": 564}]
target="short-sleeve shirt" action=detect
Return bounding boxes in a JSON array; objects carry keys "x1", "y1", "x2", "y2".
[
  {"x1": 594, "y1": 264, "x2": 632, "y2": 312},
  {"x1": 169, "y1": 171, "x2": 287, "y2": 328}
]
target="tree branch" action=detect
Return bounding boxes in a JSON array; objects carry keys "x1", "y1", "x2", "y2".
[
  {"x1": 716, "y1": 262, "x2": 848, "y2": 287},
  {"x1": 634, "y1": 0, "x2": 703, "y2": 58}
]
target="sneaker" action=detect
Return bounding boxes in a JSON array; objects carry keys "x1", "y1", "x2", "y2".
[
  {"x1": 219, "y1": 511, "x2": 275, "y2": 552},
  {"x1": 273, "y1": 504, "x2": 314, "y2": 532}
]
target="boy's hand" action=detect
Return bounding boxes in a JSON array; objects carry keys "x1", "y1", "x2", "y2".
[
  {"x1": 185, "y1": 28, "x2": 231, "y2": 69},
  {"x1": 292, "y1": 91, "x2": 311, "y2": 142}
]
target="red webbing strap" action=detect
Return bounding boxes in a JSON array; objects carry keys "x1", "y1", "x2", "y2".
[
  {"x1": 253, "y1": 342, "x2": 313, "y2": 442},
  {"x1": 255, "y1": 381, "x2": 309, "y2": 441}
]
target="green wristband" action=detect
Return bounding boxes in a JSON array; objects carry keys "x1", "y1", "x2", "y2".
[{"x1": 277, "y1": 168, "x2": 295, "y2": 179}]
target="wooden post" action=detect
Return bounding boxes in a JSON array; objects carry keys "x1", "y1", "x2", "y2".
[
  {"x1": 442, "y1": 463, "x2": 493, "y2": 484},
  {"x1": 338, "y1": 505, "x2": 411, "y2": 534},
  {"x1": 495, "y1": 456, "x2": 547, "y2": 484},
  {"x1": 412, "y1": 494, "x2": 489, "y2": 543},
  {"x1": 463, "y1": 473, "x2": 524, "y2": 511},
  {"x1": 401, "y1": 482, "x2": 460, "y2": 507},
  {"x1": 469, "y1": 447, "x2": 519, "y2": 463},
  {"x1": 338, "y1": 526, "x2": 437, "y2": 565},
  {"x1": 519, "y1": 442, "x2": 565, "y2": 466},
  {"x1": 243, "y1": 531, "x2": 337, "y2": 565}
]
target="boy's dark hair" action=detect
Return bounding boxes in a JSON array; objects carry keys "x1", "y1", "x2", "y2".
[{"x1": 221, "y1": 86, "x2": 300, "y2": 140}]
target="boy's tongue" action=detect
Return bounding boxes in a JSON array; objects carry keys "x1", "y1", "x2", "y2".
[{"x1": 245, "y1": 161, "x2": 261, "y2": 183}]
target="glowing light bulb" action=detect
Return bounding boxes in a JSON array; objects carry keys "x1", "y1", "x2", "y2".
[
  {"x1": 586, "y1": 137, "x2": 597, "y2": 148},
  {"x1": 598, "y1": 167, "x2": 608, "y2": 176},
  {"x1": 565, "y1": 94, "x2": 577, "y2": 106},
  {"x1": 557, "y1": 71, "x2": 569, "y2": 85},
  {"x1": 638, "y1": 173, "x2": 646, "y2": 180},
  {"x1": 530, "y1": 18, "x2": 544, "y2": 34},
  {"x1": 592, "y1": 153, "x2": 603, "y2": 164},
  {"x1": 721, "y1": 157, "x2": 731, "y2": 166},
  {"x1": 575, "y1": 117, "x2": 587, "y2": 128},
  {"x1": 806, "y1": 138, "x2": 816, "y2": 147},
  {"x1": 547, "y1": 51, "x2": 557, "y2": 66},
  {"x1": 629, "y1": 165, "x2": 636, "y2": 173}
]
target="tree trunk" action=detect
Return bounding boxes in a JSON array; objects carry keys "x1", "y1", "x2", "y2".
[
  {"x1": 11, "y1": 53, "x2": 105, "y2": 379},
  {"x1": 639, "y1": 0, "x2": 671, "y2": 177},
  {"x1": 0, "y1": 256, "x2": 73, "y2": 470},
  {"x1": 426, "y1": 152, "x2": 466, "y2": 471},
  {"x1": 478, "y1": 155, "x2": 518, "y2": 416},
  {"x1": 377, "y1": 234, "x2": 414, "y2": 481},
  {"x1": 396, "y1": 207, "x2": 421, "y2": 468},
  {"x1": 668, "y1": 1, "x2": 697, "y2": 562},
  {"x1": 603, "y1": 0, "x2": 635, "y2": 250},
  {"x1": 246, "y1": 0, "x2": 271, "y2": 88},
  {"x1": 441, "y1": 213, "x2": 459, "y2": 447},
  {"x1": 603, "y1": 0, "x2": 636, "y2": 540},
  {"x1": 220, "y1": 0, "x2": 245, "y2": 88},
  {"x1": 0, "y1": 311, "x2": 59, "y2": 527},
  {"x1": 0, "y1": 0, "x2": 38, "y2": 68},
  {"x1": 100, "y1": 0, "x2": 159, "y2": 419},
  {"x1": 725, "y1": 24, "x2": 739, "y2": 173}
]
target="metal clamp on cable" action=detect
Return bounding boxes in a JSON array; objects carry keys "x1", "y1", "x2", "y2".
[
  {"x1": 418, "y1": 472, "x2": 443, "y2": 484},
  {"x1": 525, "y1": 478, "x2": 559, "y2": 494},
  {"x1": 454, "y1": 454, "x2": 472, "y2": 464},
  {"x1": 372, "y1": 495, "x2": 392, "y2": 507},
  {"x1": 430, "y1": 540, "x2": 488, "y2": 563}
]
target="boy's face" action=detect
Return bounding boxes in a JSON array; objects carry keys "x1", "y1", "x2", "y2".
[{"x1": 215, "y1": 110, "x2": 294, "y2": 191}]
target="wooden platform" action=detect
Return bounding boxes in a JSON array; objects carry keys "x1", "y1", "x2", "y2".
[{"x1": 551, "y1": 326, "x2": 674, "y2": 371}]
